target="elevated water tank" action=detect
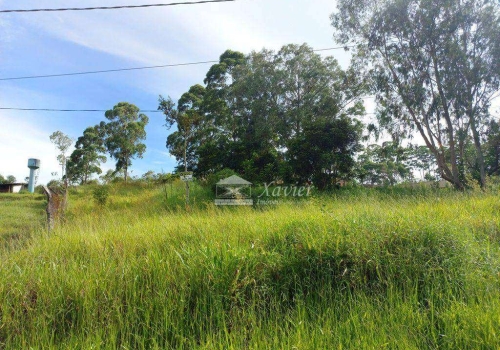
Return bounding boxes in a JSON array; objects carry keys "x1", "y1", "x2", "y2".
[
  {"x1": 28, "y1": 158, "x2": 41, "y2": 169},
  {"x1": 27, "y1": 158, "x2": 41, "y2": 193}
]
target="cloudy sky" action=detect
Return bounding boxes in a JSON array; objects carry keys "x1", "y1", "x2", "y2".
[
  {"x1": 0, "y1": 0, "x2": 358, "y2": 184},
  {"x1": 2, "y1": 0, "x2": 497, "y2": 185}
]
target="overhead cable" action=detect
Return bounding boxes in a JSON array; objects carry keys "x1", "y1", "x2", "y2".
[
  {"x1": 0, "y1": 107, "x2": 161, "y2": 113},
  {"x1": 0, "y1": 0, "x2": 236, "y2": 14},
  {"x1": 0, "y1": 46, "x2": 354, "y2": 81}
]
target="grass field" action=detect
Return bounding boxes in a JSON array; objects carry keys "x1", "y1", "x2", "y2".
[
  {"x1": 0, "y1": 193, "x2": 46, "y2": 251},
  {"x1": 0, "y1": 182, "x2": 499, "y2": 349}
]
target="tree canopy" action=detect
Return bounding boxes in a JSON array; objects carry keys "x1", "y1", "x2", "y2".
[
  {"x1": 332, "y1": 0, "x2": 500, "y2": 189},
  {"x1": 104, "y1": 102, "x2": 149, "y2": 183},
  {"x1": 49, "y1": 130, "x2": 73, "y2": 181},
  {"x1": 0, "y1": 175, "x2": 16, "y2": 184},
  {"x1": 67, "y1": 123, "x2": 107, "y2": 185},
  {"x1": 161, "y1": 44, "x2": 366, "y2": 187}
]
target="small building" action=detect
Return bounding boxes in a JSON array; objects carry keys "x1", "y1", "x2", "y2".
[{"x1": 0, "y1": 183, "x2": 28, "y2": 193}]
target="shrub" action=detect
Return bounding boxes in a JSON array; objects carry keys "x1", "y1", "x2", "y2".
[{"x1": 92, "y1": 186, "x2": 109, "y2": 206}]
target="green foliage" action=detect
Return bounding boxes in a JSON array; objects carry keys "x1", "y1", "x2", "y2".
[
  {"x1": 104, "y1": 102, "x2": 149, "y2": 182},
  {"x1": 289, "y1": 117, "x2": 362, "y2": 189},
  {"x1": 407, "y1": 144, "x2": 437, "y2": 180},
  {"x1": 160, "y1": 44, "x2": 367, "y2": 188},
  {"x1": 67, "y1": 124, "x2": 107, "y2": 185},
  {"x1": 205, "y1": 168, "x2": 237, "y2": 192},
  {"x1": 34, "y1": 185, "x2": 45, "y2": 194},
  {"x1": 485, "y1": 119, "x2": 500, "y2": 176},
  {"x1": 332, "y1": 0, "x2": 500, "y2": 189},
  {"x1": 49, "y1": 130, "x2": 73, "y2": 181},
  {"x1": 99, "y1": 169, "x2": 123, "y2": 184},
  {"x1": 0, "y1": 174, "x2": 17, "y2": 184},
  {"x1": 46, "y1": 179, "x2": 63, "y2": 190},
  {"x1": 92, "y1": 186, "x2": 109, "y2": 206},
  {"x1": 159, "y1": 86, "x2": 205, "y2": 172},
  {"x1": 356, "y1": 142, "x2": 414, "y2": 186}
]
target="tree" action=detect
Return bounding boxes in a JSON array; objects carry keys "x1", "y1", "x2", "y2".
[
  {"x1": 67, "y1": 123, "x2": 107, "y2": 184},
  {"x1": 288, "y1": 117, "x2": 363, "y2": 190},
  {"x1": 158, "y1": 85, "x2": 206, "y2": 172},
  {"x1": 100, "y1": 169, "x2": 123, "y2": 184},
  {"x1": 49, "y1": 131, "x2": 73, "y2": 180},
  {"x1": 355, "y1": 142, "x2": 413, "y2": 186},
  {"x1": 164, "y1": 45, "x2": 367, "y2": 187},
  {"x1": 407, "y1": 144, "x2": 438, "y2": 180},
  {"x1": 159, "y1": 87, "x2": 208, "y2": 205},
  {"x1": 104, "y1": 102, "x2": 149, "y2": 183},
  {"x1": 0, "y1": 175, "x2": 16, "y2": 184},
  {"x1": 485, "y1": 119, "x2": 500, "y2": 176},
  {"x1": 332, "y1": 0, "x2": 500, "y2": 189}
]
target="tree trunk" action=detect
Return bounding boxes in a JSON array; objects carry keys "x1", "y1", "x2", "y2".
[
  {"x1": 469, "y1": 113, "x2": 486, "y2": 188},
  {"x1": 430, "y1": 49, "x2": 463, "y2": 190},
  {"x1": 84, "y1": 163, "x2": 89, "y2": 184}
]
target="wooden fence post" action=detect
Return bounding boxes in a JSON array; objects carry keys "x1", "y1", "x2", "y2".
[{"x1": 42, "y1": 186, "x2": 67, "y2": 231}]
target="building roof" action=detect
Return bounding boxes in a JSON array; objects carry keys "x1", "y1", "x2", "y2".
[
  {"x1": 0, "y1": 183, "x2": 27, "y2": 187},
  {"x1": 216, "y1": 175, "x2": 252, "y2": 186}
]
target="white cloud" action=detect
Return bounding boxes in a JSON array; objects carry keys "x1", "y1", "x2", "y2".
[
  {"x1": 0, "y1": 113, "x2": 62, "y2": 185},
  {"x1": 21, "y1": 0, "x2": 342, "y2": 65},
  {"x1": 0, "y1": 0, "x2": 354, "y2": 183},
  {"x1": 0, "y1": 85, "x2": 76, "y2": 185}
]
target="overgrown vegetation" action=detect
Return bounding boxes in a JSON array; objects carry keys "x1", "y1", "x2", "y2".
[
  {"x1": 0, "y1": 193, "x2": 45, "y2": 251},
  {"x1": 0, "y1": 183, "x2": 499, "y2": 348}
]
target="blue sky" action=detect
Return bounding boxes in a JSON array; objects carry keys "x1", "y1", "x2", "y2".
[
  {"x1": 1, "y1": 1, "x2": 499, "y2": 185},
  {"x1": 0, "y1": 0, "x2": 361, "y2": 184}
]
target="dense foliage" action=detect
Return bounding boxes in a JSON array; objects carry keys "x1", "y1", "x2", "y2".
[
  {"x1": 0, "y1": 174, "x2": 16, "y2": 184},
  {"x1": 332, "y1": 0, "x2": 500, "y2": 189},
  {"x1": 159, "y1": 44, "x2": 365, "y2": 187},
  {"x1": 67, "y1": 124, "x2": 107, "y2": 185},
  {"x1": 104, "y1": 102, "x2": 149, "y2": 183}
]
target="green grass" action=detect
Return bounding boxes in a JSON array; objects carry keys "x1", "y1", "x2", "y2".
[
  {"x1": 0, "y1": 182, "x2": 499, "y2": 349},
  {"x1": 0, "y1": 193, "x2": 46, "y2": 251}
]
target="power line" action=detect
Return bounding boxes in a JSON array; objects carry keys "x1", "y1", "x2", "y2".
[
  {"x1": 0, "y1": 107, "x2": 376, "y2": 114},
  {"x1": 0, "y1": 46, "x2": 354, "y2": 81},
  {"x1": 0, "y1": 0, "x2": 236, "y2": 14},
  {"x1": 0, "y1": 60, "x2": 220, "y2": 81},
  {"x1": 0, "y1": 107, "x2": 161, "y2": 113},
  {"x1": 314, "y1": 46, "x2": 354, "y2": 52}
]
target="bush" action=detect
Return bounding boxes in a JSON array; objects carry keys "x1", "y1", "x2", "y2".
[
  {"x1": 35, "y1": 185, "x2": 46, "y2": 194},
  {"x1": 46, "y1": 179, "x2": 63, "y2": 189},
  {"x1": 92, "y1": 186, "x2": 110, "y2": 206}
]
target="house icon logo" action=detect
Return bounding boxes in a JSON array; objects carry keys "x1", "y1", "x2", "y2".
[{"x1": 215, "y1": 175, "x2": 253, "y2": 206}]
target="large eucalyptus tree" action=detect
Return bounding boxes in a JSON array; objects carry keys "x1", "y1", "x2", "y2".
[{"x1": 332, "y1": 0, "x2": 500, "y2": 189}]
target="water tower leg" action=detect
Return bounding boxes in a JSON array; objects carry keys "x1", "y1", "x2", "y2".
[{"x1": 28, "y1": 169, "x2": 35, "y2": 193}]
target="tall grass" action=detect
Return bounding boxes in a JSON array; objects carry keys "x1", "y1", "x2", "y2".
[
  {"x1": 0, "y1": 193, "x2": 46, "y2": 251},
  {"x1": 0, "y1": 183, "x2": 499, "y2": 348}
]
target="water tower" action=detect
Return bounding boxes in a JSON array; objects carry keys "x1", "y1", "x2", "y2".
[{"x1": 27, "y1": 158, "x2": 41, "y2": 193}]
